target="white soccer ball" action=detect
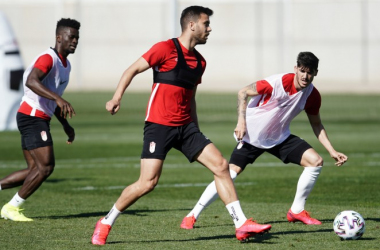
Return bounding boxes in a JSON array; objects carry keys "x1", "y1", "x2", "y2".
[{"x1": 333, "y1": 210, "x2": 365, "y2": 240}]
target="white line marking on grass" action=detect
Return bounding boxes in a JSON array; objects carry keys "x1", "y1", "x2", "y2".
[
  {"x1": 74, "y1": 182, "x2": 256, "y2": 191},
  {"x1": 367, "y1": 161, "x2": 380, "y2": 166},
  {"x1": 1, "y1": 153, "x2": 380, "y2": 169}
]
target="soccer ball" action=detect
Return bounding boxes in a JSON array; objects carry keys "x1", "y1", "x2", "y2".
[{"x1": 333, "y1": 210, "x2": 365, "y2": 240}]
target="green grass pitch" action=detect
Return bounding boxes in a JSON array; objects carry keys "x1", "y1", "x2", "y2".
[{"x1": 0, "y1": 92, "x2": 379, "y2": 249}]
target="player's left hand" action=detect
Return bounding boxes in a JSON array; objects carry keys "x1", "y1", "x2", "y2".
[
  {"x1": 63, "y1": 124, "x2": 75, "y2": 144},
  {"x1": 332, "y1": 152, "x2": 347, "y2": 166}
]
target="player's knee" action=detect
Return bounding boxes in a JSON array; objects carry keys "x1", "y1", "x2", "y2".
[
  {"x1": 309, "y1": 154, "x2": 323, "y2": 167},
  {"x1": 141, "y1": 179, "x2": 158, "y2": 194},
  {"x1": 213, "y1": 158, "x2": 229, "y2": 177},
  {"x1": 40, "y1": 165, "x2": 55, "y2": 179}
]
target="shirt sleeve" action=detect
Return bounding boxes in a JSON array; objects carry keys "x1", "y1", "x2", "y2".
[
  {"x1": 33, "y1": 54, "x2": 53, "y2": 74},
  {"x1": 305, "y1": 87, "x2": 321, "y2": 115},
  {"x1": 142, "y1": 41, "x2": 172, "y2": 68},
  {"x1": 256, "y1": 80, "x2": 273, "y2": 95}
]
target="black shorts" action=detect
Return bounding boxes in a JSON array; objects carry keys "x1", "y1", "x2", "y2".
[
  {"x1": 229, "y1": 134, "x2": 312, "y2": 170},
  {"x1": 141, "y1": 122, "x2": 212, "y2": 162},
  {"x1": 17, "y1": 112, "x2": 53, "y2": 150}
]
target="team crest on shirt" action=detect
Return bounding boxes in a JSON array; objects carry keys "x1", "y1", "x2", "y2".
[
  {"x1": 149, "y1": 141, "x2": 156, "y2": 153},
  {"x1": 237, "y1": 141, "x2": 244, "y2": 150},
  {"x1": 41, "y1": 131, "x2": 48, "y2": 141}
]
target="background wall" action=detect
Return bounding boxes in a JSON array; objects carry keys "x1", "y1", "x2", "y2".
[{"x1": 1, "y1": 0, "x2": 379, "y2": 93}]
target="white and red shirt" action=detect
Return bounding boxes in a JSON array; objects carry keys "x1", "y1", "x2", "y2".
[
  {"x1": 242, "y1": 73, "x2": 321, "y2": 149},
  {"x1": 18, "y1": 48, "x2": 71, "y2": 120},
  {"x1": 142, "y1": 39, "x2": 206, "y2": 126}
]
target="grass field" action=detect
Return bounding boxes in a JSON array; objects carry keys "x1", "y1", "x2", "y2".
[{"x1": 0, "y1": 92, "x2": 379, "y2": 250}]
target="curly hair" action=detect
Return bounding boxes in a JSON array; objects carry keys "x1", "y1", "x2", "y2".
[{"x1": 56, "y1": 18, "x2": 81, "y2": 35}]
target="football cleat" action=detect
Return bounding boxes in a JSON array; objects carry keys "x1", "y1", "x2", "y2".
[
  {"x1": 1, "y1": 203, "x2": 33, "y2": 222},
  {"x1": 235, "y1": 218, "x2": 271, "y2": 242},
  {"x1": 287, "y1": 209, "x2": 322, "y2": 225},
  {"x1": 91, "y1": 218, "x2": 112, "y2": 245},
  {"x1": 180, "y1": 215, "x2": 196, "y2": 229}
]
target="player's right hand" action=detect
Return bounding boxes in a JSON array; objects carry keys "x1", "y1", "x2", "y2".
[
  {"x1": 106, "y1": 99, "x2": 120, "y2": 115},
  {"x1": 234, "y1": 122, "x2": 247, "y2": 141}
]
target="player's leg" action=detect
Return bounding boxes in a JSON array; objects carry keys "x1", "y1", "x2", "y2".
[
  {"x1": 291, "y1": 148, "x2": 323, "y2": 212},
  {"x1": 287, "y1": 148, "x2": 323, "y2": 224},
  {"x1": 1, "y1": 146, "x2": 54, "y2": 222},
  {"x1": 0, "y1": 113, "x2": 39, "y2": 191},
  {"x1": 0, "y1": 150, "x2": 36, "y2": 190},
  {"x1": 181, "y1": 141, "x2": 258, "y2": 229},
  {"x1": 180, "y1": 140, "x2": 261, "y2": 229},
  {"x1": 2, "y1": 114, "x2": 54, "y2": 222},
  {"x1": 115, "y1": 158, "x2": 163, "y2": 211},
  {"x1": 17, "y1": 146, "x2": 55, "y2": 199},
  {"x1": 196, "y1": 143, "x2": 271, "y2": 241},
  {"x1": 92, "y1": 158, "x2": 164, "y2": 245},
  {"x1": 92, "y1": 122, "x2": 170, "y2": 245},
  {"x1": 273, "y1": 135, "x2": 323, "y2": 225},
  {"x1": 181, "y1": 165, "x2": 241, "y2": 229}
]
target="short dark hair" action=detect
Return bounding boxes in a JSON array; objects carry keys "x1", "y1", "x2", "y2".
[
  {"x1": 297, "y1": 52, "x2": 319, "y2": 71},
  {"x1": 56, "y1": 18, "x2": 81, "y2": 35},
  {"x1": 180, "y1": 6, "x2": 213, "y2": 31}
]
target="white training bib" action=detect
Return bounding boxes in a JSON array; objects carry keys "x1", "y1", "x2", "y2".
[{"x1": 243, "y1": 73, "x2": 314, "y2": 149}]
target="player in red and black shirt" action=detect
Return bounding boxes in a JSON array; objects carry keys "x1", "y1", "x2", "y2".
[
  {"x1": 0, "y1": 18, "x2": 80, "y2": 222},
  {"x1": 92, "y1": 6, "x2": 271, "y2": 245}
]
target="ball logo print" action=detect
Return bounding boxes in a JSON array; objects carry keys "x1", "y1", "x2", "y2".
[{"x1": 333, "y1": 210, "x2": 365, "y2": 240}]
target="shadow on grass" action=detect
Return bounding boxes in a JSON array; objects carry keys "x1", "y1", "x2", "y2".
[
  {"x1": 266, "y1": 219, "x2": 335, "y2": 224},
  {"x1": 365, "y1": 217, "x2": 380, "y2": 222},
  {"x1": 35, "y1": 208, "x2": 190, "y2": 219},
  {"x1": 45, "y1": 178, "x2": 88, "y2": 183},
  {"x1": 105, "y1": 228, "x2": 376, "y2": 246},
  {"x1": 106, "y1": 233, "x2": 275, "y2": 245},
  {"x1": 269, "y1": 217, "x2": 380, "y2": 224}
]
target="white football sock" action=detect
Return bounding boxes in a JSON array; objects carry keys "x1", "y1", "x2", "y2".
[
  {"x1": 226, "y1": 200, "x2": 247, "y2": 228},
  {"x1": 290, "y1": 166, "x2": 322, "y2": 214},
  {"x1": 0, "y1": 184, "x2": 2, "y2": 190},
  {"x1": 186, "y1": 170, "x2": 238, "y2": 219},
  {"x1": 101, "y1": 204, "x2": 121, "y2": 226},
  {"x1": 9, "y1": 192, "x2": 25, "y2": 207}
]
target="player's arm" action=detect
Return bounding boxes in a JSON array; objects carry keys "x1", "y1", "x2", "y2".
[
  {"x1": 190, "y1": 85, "x2": 199, "y2": 128},
  {"x1": 106, "y1": 57, "x2": 150, "y2": 115},
  {"x1": 234, "y1": 82, "x2": 260, "y2": 140},
  {"x1": 26, "y1": 67, "x2": 75, "y2": 119},
  {"x1": 54, "y1": 106, "x2": 75, "y2": 144},
  {"x1": 307, "y1": 113, "x2": 348, "y2": 166}
]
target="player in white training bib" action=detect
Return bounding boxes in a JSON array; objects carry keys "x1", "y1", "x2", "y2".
[
  {"x1": 181, "y1": 51, "x2": 348, "y2": 229},
  {"x1": 0, "y1": 18, "x2": 80, "y2": 222}
]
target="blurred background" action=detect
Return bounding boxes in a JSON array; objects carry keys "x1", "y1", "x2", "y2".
[
  {"x1": 0, "y1": 0, "x2": 379, "y2": 131},
  {"x1": 1, "y1": 0, "x2": 379, "y2": 93}
]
